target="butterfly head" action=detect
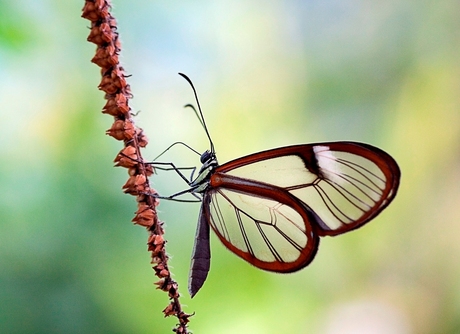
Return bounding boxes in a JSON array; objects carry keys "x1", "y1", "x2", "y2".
[{"x1": 199, "y1": 150, "x2": 218, "y2": 170}]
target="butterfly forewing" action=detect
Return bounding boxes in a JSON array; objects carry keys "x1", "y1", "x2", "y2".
[{"x1": 215, "y1": 142, "x2": 400, "y2": 237}]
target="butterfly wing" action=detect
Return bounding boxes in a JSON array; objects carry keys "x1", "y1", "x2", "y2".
[
  {"x1": 189, "y1": 142, "x2": 399, "y2": 296},
  {"x1": 215, "y1": 142, "x2": 400, "y2": 236},
  {"x1": 188, "y1": 176, "x2": 320, "y2": 297},
  {"x1": 206, "y1": 176, "x2": 320, "y2": 267}
]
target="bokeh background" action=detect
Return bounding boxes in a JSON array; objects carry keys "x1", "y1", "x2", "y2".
[{"x1": 1, "y1": 0, "x2": 459, "y2": 333}]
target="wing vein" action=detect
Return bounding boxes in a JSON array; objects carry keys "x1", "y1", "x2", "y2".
[
  {"x1": 254, "y1": 222, "x2": 283, "y2": 262},
  {"x1": 210, "y1": 192, "x2": 229, "y2": 239},
  {"x1": 235, "y1": 207, "x2": 254, "y2": 257},
  {"x1": 335, "y1": 157, "x2": 386, "y2": 190},
  {"x1": 323, "y1": 173, "x2": 377, "y2": 209},
  {"x1": 313, "y1": 181, "x2": 352, "y2": 224}
]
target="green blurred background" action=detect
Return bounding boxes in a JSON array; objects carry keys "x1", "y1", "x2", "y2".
[{"x1": 1, "y1": 1, "x2": 459, "y2": 333}]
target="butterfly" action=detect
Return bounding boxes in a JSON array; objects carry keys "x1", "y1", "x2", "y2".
[{"x1": 154, "y1": 73, "x2": 401, "y2": 297}]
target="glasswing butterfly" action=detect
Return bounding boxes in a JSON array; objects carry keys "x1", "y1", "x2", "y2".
[{"x1": 153, "y1": 73, "x2": 400, "y2": 297}]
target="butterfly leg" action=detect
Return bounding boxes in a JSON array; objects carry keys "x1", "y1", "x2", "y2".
[
  {"x1": 147, "y1": 161, "x2": 197, "y2": 185},
  {"x1": 147, "y1": 186, "x2": 202, "y2": 203}
]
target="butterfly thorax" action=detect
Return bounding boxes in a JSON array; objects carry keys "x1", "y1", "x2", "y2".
[{"x1": 190, "y1": 150, "x2": 218, "y2": 194}]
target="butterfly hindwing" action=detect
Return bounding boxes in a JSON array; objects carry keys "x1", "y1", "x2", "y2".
[{"x1": 203, "y1": 175, "x2": 320, "y2": 272}]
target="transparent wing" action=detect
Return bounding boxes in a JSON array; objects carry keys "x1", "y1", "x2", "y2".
[
  {"x1": 216, "y1": 142, "x2": 400, "y2": 236},
  {"x1": 202, "y1": 185, "x2": 319, "y2": 272}
]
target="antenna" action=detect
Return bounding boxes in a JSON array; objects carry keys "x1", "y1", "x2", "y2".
[
  {"x1": 178, "y1": 73, "x2": 215, "y2": 153},
  {"x1": 184, "y1": 104, "x2": 205, "y2": 129}
]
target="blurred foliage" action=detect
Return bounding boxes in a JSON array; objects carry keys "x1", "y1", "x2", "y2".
[
  {"x1": 0, "y1": 1, "x2": 35, "y2": 51},
  {"x1": 1, "y1": 0, "x2": 459, "y2": 333}
]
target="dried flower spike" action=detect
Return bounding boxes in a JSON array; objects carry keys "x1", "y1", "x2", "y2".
[{"x1": 82, "y1": 1, "x2": 191, "y2": 332}]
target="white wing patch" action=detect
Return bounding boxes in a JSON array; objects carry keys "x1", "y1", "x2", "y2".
[
  {"x1": 208, "y1": 188, "x2": 308, "y2": 263},
  {"x1": 314, "y1": 145, "x2": 342, "y2": 184}
]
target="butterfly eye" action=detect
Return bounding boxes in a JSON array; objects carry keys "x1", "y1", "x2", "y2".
[{"x1": 200, "y1": 150, "x2": 211, "y2": 163}]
